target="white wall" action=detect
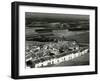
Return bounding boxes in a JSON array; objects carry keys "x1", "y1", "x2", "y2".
[{"x1": 0, "y1": 0, "x2": 99, "y2": 81}]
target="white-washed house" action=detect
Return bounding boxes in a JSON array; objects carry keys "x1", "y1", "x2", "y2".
[
  {"x1": 84, "y1": 49, "x2": 88, "y2": 53},
  {"x1": 70, "y1": 53, "x2": 75, "y2": 59},
  {"x1": 53, "y1": 58, "x2": 58, "y2": 64},
  {"x1": 50, "y1": 59, "x2": 55, "y2": 64},
  {"x1": 38, "y1": 62, "x2": 42, "y2": 67},
  {"x1": 42, "y1": 61, "x2": 48, "y2": 66},
  {"x1": 75, "y1": 52, "x2": 79, "y2": 57},
  {"x1": 65, "y1": 55, "x2": 68, "y2": 61},
  {"x1": 35, "y1": 63, "x2": 39, "y2": 68},
  {"x1": 58, "y1": 57, "x2": 63, "y2": 63},
  {"x1": 81, "y1": 50, "x2": 86, "y2": 55},
  {"x1": 66, "y1": 55, "x2": 71, "y2": 60},
  {"x1": 62, "y1": 56, "x2": 66, "y2": 61}
]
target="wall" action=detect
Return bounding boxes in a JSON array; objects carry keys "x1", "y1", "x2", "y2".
[{"x1": 0, "y1": 0, "x2": 99, "y2": 81}]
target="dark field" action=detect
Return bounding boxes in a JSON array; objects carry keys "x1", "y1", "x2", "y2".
[
  {"x1": 26, "y1": 27, "x2": 89, "y2": 45},
  {"x1": 64, "y1": 31, "x2": 89, "y2": 43}
]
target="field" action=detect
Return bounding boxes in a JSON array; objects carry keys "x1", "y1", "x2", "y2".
[{"x1": 26, "y1": 27, "x2": 89, "y2": 45}]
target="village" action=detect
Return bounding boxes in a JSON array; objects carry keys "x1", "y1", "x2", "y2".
[{"x1": 25, "y1": 40, "x2": 89, "y2": 68}]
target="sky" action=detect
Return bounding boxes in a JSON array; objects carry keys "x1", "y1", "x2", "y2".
[{"x1": 25, "y1": 12, "x2": 89, "y2": 22}]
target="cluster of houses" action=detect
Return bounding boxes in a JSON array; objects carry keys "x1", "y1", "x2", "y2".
[
  {"x1": 25, "y1": 40, "x2": 89, "y2": 68},
  {"x1": 27, "y1": 48, "x2": 89, "y2": 68}
]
